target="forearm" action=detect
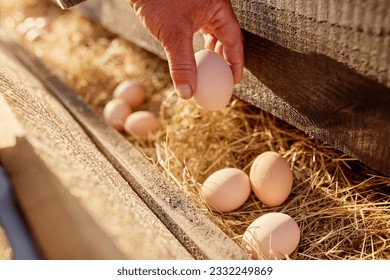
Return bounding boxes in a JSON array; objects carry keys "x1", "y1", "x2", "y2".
[{"x1": 55, "y1": 0, "x2": 87, "y2": 9}]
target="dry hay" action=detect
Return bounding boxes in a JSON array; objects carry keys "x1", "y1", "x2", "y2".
[{"x1": 2, "y1": 0, "x2": 390, "y2": 260}]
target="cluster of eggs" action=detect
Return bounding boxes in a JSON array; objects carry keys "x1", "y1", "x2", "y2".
[
  {"x1": 200, "y1": 152, "x2": 299, "y2": 260},
  {"x1": 103, "y1": 80, "x2": 160, "y2": 140},
  {"x1": 106, "y1": 51, "x2": 298, "y2": 259},
  {"x1": 104, "y1": 50, "x2": 233, "y2": 137},
  {"x1": 15, "y1": 16, "x2": 51, "y2": 42},
  {"x1": 193, "y1": 50, "x2": 300, "y2": 260}
]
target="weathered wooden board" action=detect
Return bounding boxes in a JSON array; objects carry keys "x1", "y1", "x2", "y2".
[
  {"x1": 0, "y1": 225, "x2": 12, "y2": 260},
  {"x1": 0, "y1": 39, "x2": 193, "y2": 260},
  {"x1": 0, "y1": 30, "x2": 247, "y2": 260},
  {"x1": 231, "y1": 0, "x2": 390, "y2": 88},
  {"x1": 75, "y1": 0, "x2": 390, "y2": 176}
]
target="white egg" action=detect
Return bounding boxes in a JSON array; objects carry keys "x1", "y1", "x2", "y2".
[
  {"x1": 201, "y1": 168, "x2": 251, "y2": 212},
  {"x1": 242, "y1": 213, "x2": 300, "y2": 260},
  {"x1": 193, "y1": 50, "x2": 234, "y2": 111},
  {"x1": 34, "y1": 17, "x2": 51, "y2": 31},
  {"x1": 113, "y1": 80, "x2": 146, "y2": 107},
  {"x1": 16, "y1": 23, "x2": 29, "y2": 34},
  {"x1": 124, "y1": 111, "x2": 160, "y2": 140},
  {"x1": 103, "y1": 99, "x2": 132, "y2": 131},
  {"x1": 23, "y1": 17, "x2": 36, "y2": 30},
  {"x1": 249, "y1": 151, "x2": 293, "y2": 206},
  {"x1": 25, "y1": 28, "x2": 44, "y2": 42}
]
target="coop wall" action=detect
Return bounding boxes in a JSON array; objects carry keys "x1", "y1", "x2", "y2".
[{"x1": 76, "y1": 0, "x2": 390, "y2": 176}]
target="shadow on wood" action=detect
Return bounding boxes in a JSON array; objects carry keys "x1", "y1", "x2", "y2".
[
  {"x1": 240, "y1": 30, "x2": 390, "y2": 176},
  {"x1": 0, "y1": 136, "x2": 126, "y2": 260}
]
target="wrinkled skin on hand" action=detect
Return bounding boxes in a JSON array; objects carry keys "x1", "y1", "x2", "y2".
[{"x1": 128, "y1": 0, "x2": 244, "y2": 99}]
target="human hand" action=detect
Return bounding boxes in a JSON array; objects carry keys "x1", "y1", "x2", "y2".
[{"x1": 128, "y1": 0, "x2": 244, "y2": 99}]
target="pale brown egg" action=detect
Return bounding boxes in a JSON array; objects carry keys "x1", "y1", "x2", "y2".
[
  {"x1": 23, "y1": 17, "x2": 36, "y2": 30},
  {"x1": 16, "y1": 23, "x2": 29, "y2": 34},
  {"x1": 201, "y1": 168, "x2": 251, "y2": 213},
  {"x1": 249, "y1": 151, "x2": 293, "y2": 206},
  {"x1": 103, "y1": 99, "x2": 132, "y2": 131},
  {"x1": 124, "y1": 111, "x2": 160, "y2": 140},
  {"x1": 25, "y1": 28, "x2": 44, "y2": 42},
  {"x1": 113, "y1": 80, "x2": 146, "y2": 107},
  {"x1": 34, "y1": 17, "x2": 51, "y2": 32},
  {"x1": 193, "y1": 50, "x2": 234, "y2": 111},
  {"x1": 242, "y1": 212, "x2": 300, "y2": 260}
]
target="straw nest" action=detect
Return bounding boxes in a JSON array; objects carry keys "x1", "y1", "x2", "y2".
[{"x1": 3, "y1": 0, "x2": 390, "y2": 260}]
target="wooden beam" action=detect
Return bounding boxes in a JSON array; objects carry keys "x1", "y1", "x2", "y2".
[
  {"x1": 231, "y1": 0, "x2": 390, "y2": 88},
  {"x1": 0, "y1": 226, "x2": 12, "y2": 260},
  {"x1": 0, "y1": 37, "x2": 194, "y2": 260},
  {"x1": 0, "y1": 96, "x2": 127, "y2": 260}
]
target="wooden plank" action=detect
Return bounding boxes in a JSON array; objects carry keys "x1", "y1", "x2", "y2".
[
  {"x1": 0, "y1": 31, "x2": 247, "y2": 260},
  {"x1": 236, "y1": 30, "x2": 390, "y2": 176},
  {"x1": 0, "y1": 38, "x2": 193, "y2": 260},
  {"x1": 231, "y1": 0, "x2": 390, "y2": 88},
  {"x1": 0, "y1": 226, "x2": 12, "y2": 260},
  {"x1": 75, "y1": 0, "x2": 166, "y2": 61},
  {"x1": 0, "y1": 95, "x2": 126, "y2": 260},
  {"x1": 0, "y1": 164, "x2": 13, "y2": 260},
  {"x1": 75, "y1": 0, "x2": 390, "y2": 176},
  {"x1": 0, "y1": 165, "x2": 40, "y2": 260}
]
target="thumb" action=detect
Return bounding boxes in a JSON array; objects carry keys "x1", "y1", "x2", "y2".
[{"x1": 162, "y1": 31, "x2": 197, "y2": 100}]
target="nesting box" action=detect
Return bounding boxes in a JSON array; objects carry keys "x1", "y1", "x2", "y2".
[{"x1": 1, "y1": 0, "x2": 390, "y2": 261}]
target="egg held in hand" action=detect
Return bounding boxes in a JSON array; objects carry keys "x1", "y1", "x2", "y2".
[
  {"x1": 124, "y1": 111, "x2": 160, "y2": 140},
  {"x1": 242, "y1": 212, "x2": 300, "y2": 260},
  {"x1": 249, "y1": 151, "x2": 293, "y2": 207},
  {"x1": 193, "y1": 50, "x2": 234, "y2": 111},
  {"x1": 200, "y1": 168, "x2": 251, "y2": 213},
  {"x1": 103, "y1": 99, "x2": 132, "y2": 132}
]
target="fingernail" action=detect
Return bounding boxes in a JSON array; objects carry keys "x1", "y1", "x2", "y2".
[{"x1": 176, "y1": 84, "x2": 193, "y2": 99}]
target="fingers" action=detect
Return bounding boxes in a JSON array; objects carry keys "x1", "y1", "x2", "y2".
[
  {"x1": 210, "y1": 9, "x2": 244, "y2": 84},
  {"x1": 214, "y1": 40, "x2": 224, "y2": 56},
  {"x1": 203, "y1": 33, "x2": 217, "y2": 51},
  {"x1": 203, "y1": 33, "x2": 223, "y2": 56},
  {"x1": 129, "y1": 0, "x2": 244, "y2": 97},
  {"x1": 162, "y1": 29, "x2": 197, "y2": 99},
  {"x1": 203, "y1": 30, "x2": 243, "y2": 83},
  {"x1": 221, "y1": 38, "x2": 244, "y2": 84}
]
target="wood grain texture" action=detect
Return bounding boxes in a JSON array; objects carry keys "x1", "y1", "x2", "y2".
[
  {"x1": 231, "y1": 0, "x2": 390, "y2": 88},
  {"x1": 0, "y1": 95, "x2": 126, "y2": 260},
  {"x1": 75, "y1": 0, "x2": 390, "y2": 176},
  {"x1": 0, "y1": 31, "x2": 247, "y2": 260},
  {"x1": 236, "y1": 30, "x2": 390, "y2": 176},
  {"x1": 0, "y1": 38, "x2": 193, "y2": 260},
  {"x1": 77, "y1": 0, "x2": 390, "y2": 87},
  {"x1": 75, "y1": 0, "x2": 167, "y2": 58}
]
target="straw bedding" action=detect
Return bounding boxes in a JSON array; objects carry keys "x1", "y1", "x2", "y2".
[{"x1": 2, "y1": 0, "x2": 390, "y2": 260}]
